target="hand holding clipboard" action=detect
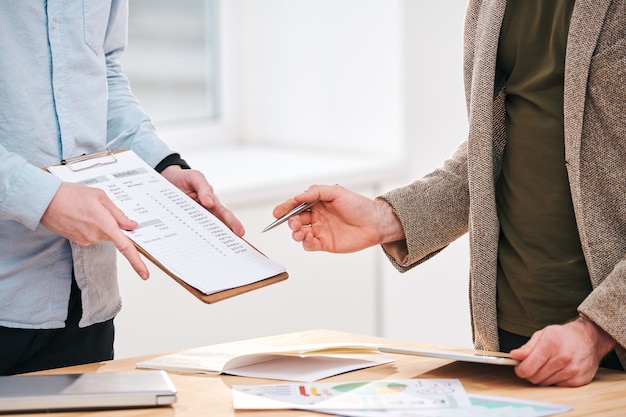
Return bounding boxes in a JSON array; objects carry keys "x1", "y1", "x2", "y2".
[{"x1": 47, "y1": 150, "x2": 288, "y2": 303}]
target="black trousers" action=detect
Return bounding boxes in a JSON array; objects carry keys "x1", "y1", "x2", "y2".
[
  {"x1": 498, "y1": 327, "x2": 623, "y2": 371},
  {"x1": 0, "y1": 277, "x2": 114, "y2": 376}
]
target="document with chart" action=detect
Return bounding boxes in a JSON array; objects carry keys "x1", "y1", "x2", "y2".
[{"x1": 47, "y1": 150, "x2": 287, "y2": 303}]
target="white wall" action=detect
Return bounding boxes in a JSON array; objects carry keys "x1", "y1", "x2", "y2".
[{"x1": 230, "y1": 0, "x2": 404, "y2": 156}]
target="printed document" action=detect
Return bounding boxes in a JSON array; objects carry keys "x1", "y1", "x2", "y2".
[
  {"x1": 232, "y1": 379, "x2": 470, "y2": 410},
  {"x1": 47, "y1": 150, "x2": 286, "y2": 296},
  {"x1": 232, "y1": 380, "x2": 571, "y2": 416}
]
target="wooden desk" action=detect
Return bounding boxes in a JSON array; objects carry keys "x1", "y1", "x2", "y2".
[{"x1": 15, "y1": 329, "x2": 626, "y2": 417}]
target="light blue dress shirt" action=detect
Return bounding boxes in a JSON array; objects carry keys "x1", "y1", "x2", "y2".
[{"x1": 0, "y1": 1, "x2": 176, "y2": 329}]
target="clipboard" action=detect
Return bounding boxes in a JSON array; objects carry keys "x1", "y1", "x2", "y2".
[
  {"x1": 134, "y1": 241, "x2": 288, "y2": 304},
  {"x1": 46, "y1": 150, "x2": 288, "y2": 304}
]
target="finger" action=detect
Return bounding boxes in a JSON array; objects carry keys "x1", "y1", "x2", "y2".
[
  {"x1": 514, "y1": 352, "x2": 548, "y2": 380},
  {"x1": 297, "y1": 210, "x2": 315, "y2": 226},
  {"x1": 98, "y1": 199, "x2": 149, "y2": 279},
  {"x1": 534, "y1": 367, "x2": 585, "y2": 387},
  {"x1": 111, "y1": 230, "x2": 150, "y2": 280},
  {"x1": 99, "y1": 196, "x2": 138, "y2": 231},
  {"x1": 273, "y1": 185, "x2": 336, "y2": 218},
  {"x1": 195, "y1": 184, "x2": 216, "y2": 208},
  {"x1": 164, "y1": 168, "x2": 216, "y2": 208},
  {"x1": 215, "y1": 207, "x2": 245, "y2": 237},
  {"x1": 510, "y1": 331, "x2": 541, "y2": 360},
  {"x1": 300, "y1": 184, "x2": 342, "y2": 202},
  {"x1": 526, "y1": 366, "x2": 564, "y2": 386},
  {"x1": 205, "y1": 197, "x2": 246, "y2": 237},
  {"x1": 189, "y1": 185, "x2": 245, "y2": 236},
  {"x1": 105, "y1": 228, "x2": 150, "y2": 279},
  {"x1": 287, "y1": 212, "x2": 311, "y2": 231},
  {"x1": 292, "y1": 229, "x2": 305, "y2": 243},
  {"x1": 553, "y1": 372, "x2": 594, "y2": 388},
  {"x1": 517, "y1": 354, "x2": 560, "y2": 385},
  {"x1": 513, "y1": 336, "x2": 555, "y2": 381},
  {"x1": 171, "y1": 175, "x2": 245, "y2": 236},
  {"x1": 273, "y1": 197, "x2": 303, "y2": 218},
  {"x1": 301, "y1": 229, "x2": 323, "y2": 251},
  {"x1": 524, "y1": 357, "x2": 592, "y2": 387},
  {"x1": 292, "y1": 228, "x2": 317, "y2": 247}
]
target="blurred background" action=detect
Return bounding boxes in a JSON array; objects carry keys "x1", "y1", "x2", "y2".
[{"x1": 115, "y1": 0, "x2": 472, "y2": 358}]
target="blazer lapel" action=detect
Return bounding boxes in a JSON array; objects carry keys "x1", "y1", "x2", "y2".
[
  {"x1": 466, "y1": 0, "x2": 506, "y2": 115},
  {"x1": 563, "y1": 0, "x2": 612, "y2": 177},
  {"x1": 465, "y1": 0, "x2": 507, "y2": 352}
]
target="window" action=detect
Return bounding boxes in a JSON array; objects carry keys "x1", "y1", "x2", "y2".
[{"x1": 121, "y1": 0, "x2": 221, "y2": 124}]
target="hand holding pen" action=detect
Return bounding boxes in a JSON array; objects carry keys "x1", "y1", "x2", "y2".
[
  {"x1": 262, "y1": 200, "x2": 321, "y2": 232},
  {"x1": 266, "y1": 185, "x2": 405, "y2": 253}
]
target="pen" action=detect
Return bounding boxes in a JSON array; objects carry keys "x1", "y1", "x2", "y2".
[{"x1": 262, "y1": 200, "x2": 321, "y2": 233}]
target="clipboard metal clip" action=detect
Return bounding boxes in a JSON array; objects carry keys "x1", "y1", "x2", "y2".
[{"x1": 61, "y1": 151, "x2": 118, "y2": 172}]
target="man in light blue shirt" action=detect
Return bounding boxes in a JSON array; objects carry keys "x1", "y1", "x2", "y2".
[{"x1": 0, "y1": 1, "x2": 244, "y2": 374}]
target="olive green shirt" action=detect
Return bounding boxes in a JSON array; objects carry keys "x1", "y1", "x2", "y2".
[{"x1": 495, "y1": 0, "x2": 591, "y2": 336}]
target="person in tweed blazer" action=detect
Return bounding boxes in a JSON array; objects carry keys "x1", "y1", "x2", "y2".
[{"x1": 273, "y1": 0, "x2": 625, "y2": 387}]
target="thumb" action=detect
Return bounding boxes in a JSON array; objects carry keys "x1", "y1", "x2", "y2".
[{"x1": 509, "y1": 332, "x2": 540, "y2": 361}]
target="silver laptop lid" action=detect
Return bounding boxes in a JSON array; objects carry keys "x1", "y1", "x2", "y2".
[{"x1": 0, "y1": 370, "x2": 177, "y2": 412}]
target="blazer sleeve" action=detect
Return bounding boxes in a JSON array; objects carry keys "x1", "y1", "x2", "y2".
[
  {"x1": 378, "y1": 139, "x2": 471, "y2": 272},
  {"x1": 578, "y1": 255, "x2": 626, "y2": 361}
]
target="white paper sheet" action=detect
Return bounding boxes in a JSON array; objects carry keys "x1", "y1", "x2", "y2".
[
  {"x1": 226, "y1": 354, "x2": 393, "y2": 382},
  {"x1": 47, "y1": 150, "x2": 286, "y2": 295},
  {"x1": 232, "y1": 379, "x2": 571, "y2": 417},
  {"x1": 324, "y1": 394, "x2": 572, "y2": 417},
  {"x1": 232, "y1": 379, "x2": 470, "y2": 410}
]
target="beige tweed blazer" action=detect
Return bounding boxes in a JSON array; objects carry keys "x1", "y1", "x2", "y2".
[{"x1": 380, "y1": 0, "x2": 625, "y2": 367}]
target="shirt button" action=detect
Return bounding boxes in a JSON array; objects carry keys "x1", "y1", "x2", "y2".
[{"x1": 51, "y1": 19, "x2": 57, "y2": 30}]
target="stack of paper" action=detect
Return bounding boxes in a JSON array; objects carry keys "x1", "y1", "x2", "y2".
[{"x1": 231, "y1": 379, "x2": 573, "y2": 417}]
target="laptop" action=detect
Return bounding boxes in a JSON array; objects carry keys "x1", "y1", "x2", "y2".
[{"x1": 0, "y1": 370, "x2": 177, "y2": 413}]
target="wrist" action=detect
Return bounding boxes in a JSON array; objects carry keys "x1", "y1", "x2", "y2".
[
  {"x1": 376, "y1": 199, "x2": 405, "y2": 244},
  {"x1": 576, "y1": 315, "x2": 617, "y2": 359},
  {"x1": 155, "y1": 153, "x2": 191, "y2": 173},
  {"x1": 161, "y1": 165, "x2": 184, "y2": 175}
]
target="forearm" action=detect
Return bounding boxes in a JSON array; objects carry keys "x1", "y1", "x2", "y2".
[{"x1": 0, "y1": 146, "x2": 61, "y2": 229}]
